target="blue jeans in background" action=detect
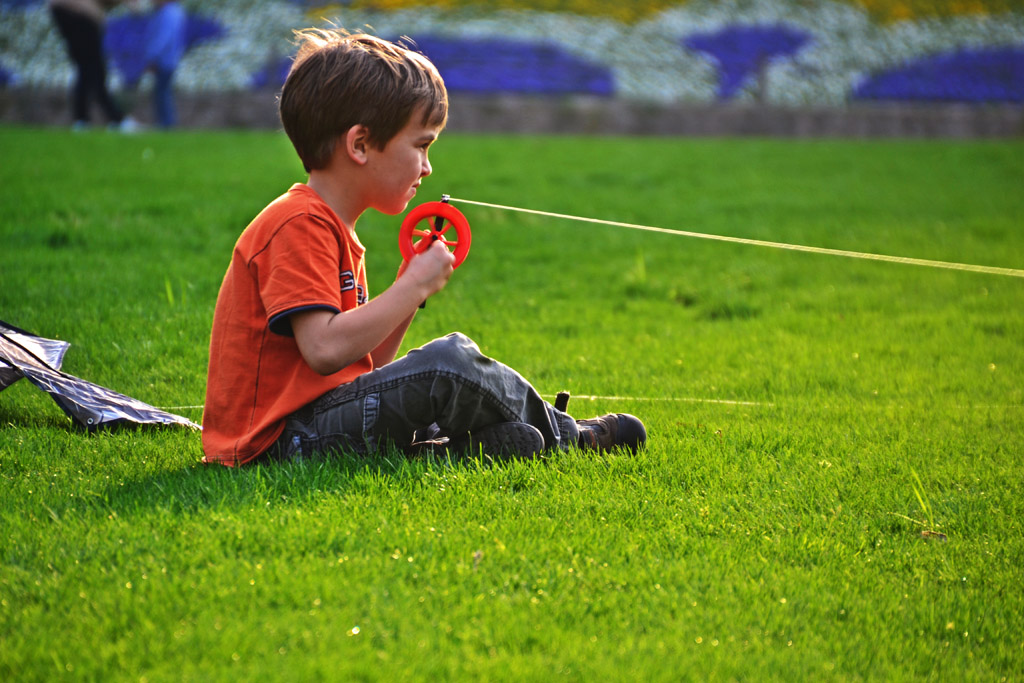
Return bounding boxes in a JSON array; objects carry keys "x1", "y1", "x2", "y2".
[{"x1": 153, "y1": 67, "x2": 176, "y2": 128}]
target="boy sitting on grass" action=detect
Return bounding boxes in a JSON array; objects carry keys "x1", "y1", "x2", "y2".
[{"x1": 201, "y1": 29, "x2": 646, "y2": 466}]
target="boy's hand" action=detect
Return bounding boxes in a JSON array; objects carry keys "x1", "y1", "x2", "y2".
[
  {"x1": 400, "y1": 240, "x2": 455, "y2": 299},
  {"x1": 293, "y1": 241, "x2": 456, "y2": 375}
]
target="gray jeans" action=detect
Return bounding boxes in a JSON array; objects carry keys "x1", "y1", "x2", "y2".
[{"x1": 270, "y1": 332, "x2": 580, "y2": 458}]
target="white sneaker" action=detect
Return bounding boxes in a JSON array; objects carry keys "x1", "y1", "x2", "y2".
[{"x1": 113, "y1": 117, "x2": 143, "y2": 134}]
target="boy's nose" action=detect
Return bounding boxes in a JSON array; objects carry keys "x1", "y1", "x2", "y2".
[{"x1": 421, "y1": 157, "x2": 432, "y2": 177}]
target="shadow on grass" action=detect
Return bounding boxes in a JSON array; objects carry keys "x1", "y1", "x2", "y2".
[
  {"x1": 97, "y1": 446, "x2": 533, "y2": 517},
  {"x1": 0, "y1": 381, "x2": 77, "y2": 429},
  {"x1": 0, "y1": 403, "x2": 73, "y2": 430}
]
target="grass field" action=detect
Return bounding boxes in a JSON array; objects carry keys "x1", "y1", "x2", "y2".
[{"x1": 1, "y1": 126, "x2": 1022, "y2": 681}]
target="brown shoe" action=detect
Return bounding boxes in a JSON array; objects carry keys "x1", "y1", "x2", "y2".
[{"x1": 577, "y1": 413, "x2": 647, "y2": 453}]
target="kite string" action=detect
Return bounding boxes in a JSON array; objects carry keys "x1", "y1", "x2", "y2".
[
  {"x1": 160, "y1": 197, "x2": 1022, "y2": 415},
  {"x1": 447, "y1": 197, "x2": 1024, "y2": 279}
]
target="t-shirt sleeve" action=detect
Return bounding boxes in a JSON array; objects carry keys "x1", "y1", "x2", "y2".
[{"x1": 253, "y1": 215, "x2": 344, "y2": 336}]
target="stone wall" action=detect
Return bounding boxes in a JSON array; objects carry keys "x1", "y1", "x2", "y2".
[{"x1": 2, "y1": 88, "x2": 1022, "y2": 138}]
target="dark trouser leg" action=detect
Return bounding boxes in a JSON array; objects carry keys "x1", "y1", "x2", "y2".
[
  {"x1": 50, "y1": 7, "x2": 122, "y2": 124},
  {"x1": 272, "y1": 333, "x2": 579, "y2": 458}
]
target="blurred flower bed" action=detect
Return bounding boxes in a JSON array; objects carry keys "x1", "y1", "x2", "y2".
[
  {"x1": 304, "y1": 0, "x2": 1024, "y2": 23},
  {"x1": 1, "y1": 0, "x2": 1022, "y2": 104}
]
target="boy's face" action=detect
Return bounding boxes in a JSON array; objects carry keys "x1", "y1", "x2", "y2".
[{"x1": 364, "y1": 105, "x2": 443, "y2": 216}]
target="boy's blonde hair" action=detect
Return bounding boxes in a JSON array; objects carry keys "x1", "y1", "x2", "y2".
[{"x1": 279, "y1": 29, "x2": 448, "y2": 172}]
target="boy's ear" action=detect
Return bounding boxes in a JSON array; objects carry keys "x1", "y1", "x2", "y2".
[{"x1": 343, "y1": 124, "x2": 371, "y2": 166}]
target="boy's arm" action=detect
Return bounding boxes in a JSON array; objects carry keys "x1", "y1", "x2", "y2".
[
  {"x1": 367, "y1": 255, "x2": 427, "y2": 366},
  {"x1": 290, "y1": 241, "x2": 454, "y2": 375}
]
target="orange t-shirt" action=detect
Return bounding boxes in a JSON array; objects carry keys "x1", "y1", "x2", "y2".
[{"x1": 202, "y1": 184, "x2": 372, "y2": 466}]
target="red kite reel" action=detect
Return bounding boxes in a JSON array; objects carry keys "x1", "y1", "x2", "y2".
[{"x1": 399, "y1": 195, "x2": 471, "y2": 269}]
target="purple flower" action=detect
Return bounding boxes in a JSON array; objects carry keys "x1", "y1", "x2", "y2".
[
  {"x1": 251, "y1": 35, "x2": 614, "y2": 95},
  {"x1": 684, "y1": 24, "x2": 812, "y2": 100},
  {"x1": 854, "y1": 47, "x2": 1024, "y2": 103},
  {"x1": 403, "y1": 36, "x2": 613, "y2": 96},
  {"x1": 249, "y1": 56, "x2": 293, "y2": 90}
]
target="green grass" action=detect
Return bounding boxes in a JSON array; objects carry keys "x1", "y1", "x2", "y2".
[{"x1": 1, "y1": 126, "x2": 1022, "y2": 681}]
